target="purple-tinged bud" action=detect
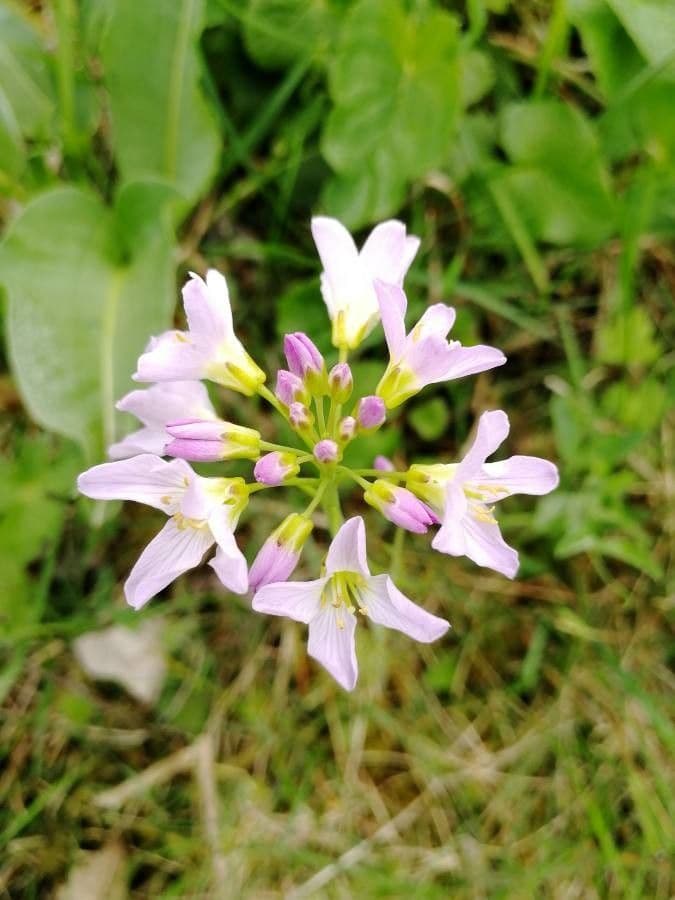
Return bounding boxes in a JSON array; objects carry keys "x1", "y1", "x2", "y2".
[
  {"x1": 357, "y1": 395, "x2": 386, "y2": 431},
  {"x1": 313, "y1": 439, "x2": 340, "y2": 464},
  {"x1": 374, "y1": 455, "x2": 395, "y2": 471},
  {"x1": 165, "y1": 419, "x2": 261, "y2": 461},
  {"x1": 254, "y1": 451, "x2": 300, "y2": 486},
  {"x1": 363, "y1": 480, "x2": 438, "y2": 534},
  {"x1": 249, "y1": 513, "x2": 313, "y2": 592},
  {"x1": 289, "y1": 401, "x2": 314, "y2": 431},
  {"x1": 283, "y1": 333, "x2": 326, "y2": 391},
  {"x1": 275, "y1": 369, "x2": 308, "y2": 407},
  {"x1": 328, "y1": 363, "x2": 353, "y2": 403},
  {"x1": 339, "y1": 416, "x2": 356, "y2": 441}
]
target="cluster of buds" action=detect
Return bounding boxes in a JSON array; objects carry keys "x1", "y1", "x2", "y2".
[{"x1": 79, "y1": 217, "x2": 559, "y2": 691}]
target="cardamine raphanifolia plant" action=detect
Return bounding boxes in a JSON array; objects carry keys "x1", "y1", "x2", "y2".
[{"x1": 78, "y1": 218, "x2": 559, "y2": 690}]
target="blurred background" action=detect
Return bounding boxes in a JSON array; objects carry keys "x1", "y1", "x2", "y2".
[{"x1": 0, "y1": 0, "x2": 673, "y2": 896}]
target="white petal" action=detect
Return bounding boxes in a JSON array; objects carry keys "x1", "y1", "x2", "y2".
[
  {"x1": 361, "y1": 574, "x2": 450, "y2": 643},
  {"x1": 182, "y1": 271, "x2": 233, "y2": 342},
  {"x1": 456, "y1": 410, "x2": 510, "y2": 481},
  {"x1": 180, "y1": 474, "x2": 227, "y2": 520},
  {"x1": 308, "y1": 605, "x2": 358, "y2": 691},
  {"x1": 208, "y1": 506, "x2": 248, "y2": 594},
  {"x1": 441, "y1": 345, "x2": 506, "y2": 382},
  {"x1": 311, "y1": 216, "x2": 361, "y2": 307},
  {"x1": 78, "y1": 454, "x2": 192, "y2": 514},
  {"x1": 325, "y1": 517, "x2": 370, "y2": 577},
  {"x1": 252, "y1": 578, "x2": 326, "y2": 623},
  {"x1": 414, "y1": 303, "x2": 456, "y2": 340},
  {"x1": 124, "y1": 517, "x2": 214, "y2": 609},
  {"x1": 116, "y1": 381, "x2": 215, "y2": 429},
  {"x1": 431, "y1": 483, "x2": 469, "y2": 556},
  {"x1": 134, "y1": 330, "x2": 210, "y2": 382},
  {"x1": 108, "y1": 426, "x2": 168, "y2": 460},
  {"x1": 480, "y1": 456, "x2": 559, "y2": 498},
  {"x1": 375, "y1": 280, "x2": 408, "y2": 359},
  {"x1": 360, "y1": 220, "x2": 407, "y2": 281},
  {"x1": 462, "y1": 516, "x2": 519, "y2": 579}
]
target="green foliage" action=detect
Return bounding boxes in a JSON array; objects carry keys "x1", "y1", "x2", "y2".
[
  {"x1": 322, "y1": 0, "x2": 461, "y2": 226},
  {"x1": 1, "y1": 186, "x2": 174, "y2": 459},
  {"x1": 102, "y1": 0, "x2": 222, "y2": 208}
]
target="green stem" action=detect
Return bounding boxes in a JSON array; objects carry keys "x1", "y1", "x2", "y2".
[
  {"x1": 321, "y1": 477, "x2": 344, "y2": 535},
  {"x1": 352, "y1": 468, "x2": 408, "y2": 480},
  {"x1": 314, "y1": 395, "x2": 326, "y2": 435},
  {"x1": 336, "y1": 467, "x2": 372, "y2": 491},
  {"x1": 259, "y1": 440, "x2": 305, "y2": 455},
  {"x1": 258, "y1": 384, "x2": 288, "y2": 419},
  {"x1": 303, "y1": 480, "x2": 328, "y2": 517}
]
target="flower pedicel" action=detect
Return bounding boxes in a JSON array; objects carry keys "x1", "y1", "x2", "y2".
[{"x1": 78, "y1": 216, "x2": 559, "y2": 690}]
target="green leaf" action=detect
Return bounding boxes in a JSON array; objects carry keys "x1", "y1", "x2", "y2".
[
  {"x1": 568, "y1": 0, "x2": 644, "y2": 98},
  {"x1": 322, "y1": 0, "x2": 460, "y2": 226},
  {"x1": 596, "y1": 306, "x2": 662, "y2": 366},
  {"x1": 0, "y1": 5, "x2": 54, "y2": 138},
  {"x1": 459, "y1": 48, "x2": 495, "y2": 108},
  {"x1": 102, "y1": 0, "x2": 221, "y2": 209},
  {"x1": 495, "y1": 99, "x2": 616, "y2": 246},
  {"x1": 605, "y1": 0, "x2": 675, "y2": 66},
  {"x1": 0, "y1": 186, "x2": 175, "y2": 459},
  {"x1": 408, "y1": 396, "x2": 451, "y2": 442},
  {"x1": 242, "y1": 0, "x2": 335, "y2": 70},
  {"x1": 601, "y1": 379, "x2": 667, "y2": 431},
  {"x1": 0, "y1": 84, "x2": 24, "y2": 178}
]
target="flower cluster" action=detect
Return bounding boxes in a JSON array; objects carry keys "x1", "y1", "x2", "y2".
[{"x1": 78, "y1": 218, "x2": 559, "y2": 691}]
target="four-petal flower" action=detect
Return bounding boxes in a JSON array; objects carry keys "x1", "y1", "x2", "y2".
[{"x1": 253, "y1": 517, "x2": 450, "y2": 690}]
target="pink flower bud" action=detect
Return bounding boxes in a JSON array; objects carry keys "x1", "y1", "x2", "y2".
[
  {"x1": 289, "y1": 402, "x2": 313, "y2": 430},
  {"x1": 275, "y1": 369, "x2": 308, "y2": 407},
  {"x1": 328, "y1": 363, "x2": 353, "y2": 403},
  {"x1": 339, "y1": 416, "x2": 356, "y2": 441},
  {"x1": 357, "y1": 395, "x2": 386, "y2": 430},
  {"x1": 374, "y1": 455, "x2": 395, "y2": 471},
  {"x1": 364, "y1": 481, "x2": 438, "y2": 534},
  {"x1": 283, "y1": 333, "x2": 324, "y2": 380},
  {"x1": 254, "y1": 451, "x2": 299, "y2": 486},
  {"x1": 249, "y1": 513, "x2": 313, "y2": 592},
  {"x1": 165, "y1": 419, "x2": 260, "y2": 461},
  {"x1": 313, "y1": 439, "x2": 340, "y2": 464}
]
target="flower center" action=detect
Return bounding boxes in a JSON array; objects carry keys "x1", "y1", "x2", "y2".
[{"x1": 321, "y1": 571, "x2": 368, "y2": 628}]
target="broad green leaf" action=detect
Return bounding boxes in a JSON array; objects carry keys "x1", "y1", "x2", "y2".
[
  {"x1": 242, "y1": 0, "x2": 336, "y2": 70},
  {"x1": 0, "y1": 186, "x2": 175, "y2": 459},
  {"x1": 0, "y1": 84, "x2": 24, "y2": 178},
  {"x1": 322, "y1": 0, "x2": 460, "y2": 226},
  {"x1": 459, "y1": 48, "x2": 495, "y2": 108},
  {"x1": 568, "y1": 0, "x2": 643, "y2": 98},
  {"x1": 102, "y1": 0, "x2": 221, "y2": 209},
  {"x1": 0, "y1": 5, "x2": 54, "y2": 138},
  {"x1": 595, "y1": 306, "x2": 662, "y2": 366},
  {"x1": 495, "y1": 99, "x2": 616, "y2": 245},
  {"x1": 606, "y1": 0, "x2": 675, "y2": 66}
]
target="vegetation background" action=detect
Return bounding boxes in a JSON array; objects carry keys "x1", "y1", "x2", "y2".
[{"x1": 0, "y1": 0, "x2": 673, "y2": 896}]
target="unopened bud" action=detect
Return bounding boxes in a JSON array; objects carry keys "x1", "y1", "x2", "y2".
[
  {"x1": 374, "y1": 455, "x2": 395, "y2": 471},
  {"x1": 339, "y1": 416, "x2": 356, "y2": 441},
  {"x1": 283, "y1": 332, "x2": 327, "y2": 394},
  {"x1": 254, "y1": 451, "x2": 300, "y2": 486},
  {"x1": 165, "y1": 419, "x2": 260, "y2": 461},
  {"x1": 328, "y1": 363, "x2": 353, "y2": 403},
  {"x1": 313, "y1": 439, "x2": 340, "y2": 464},
  {"x1": 363, "y1": 480, "x2": 438, "y2": 534},
  {"x1": 357, "y1": 395, "x2": 386, "y2": 431},
  {"x1": 249, "y1": 513, "x2": 313, "y2": 592},
  {"x1": 289, "y1": 401, "x2": 314, "y2": 431},
  {"x1": 275, "y1": 369, "x2": 309, "y2": 407}
]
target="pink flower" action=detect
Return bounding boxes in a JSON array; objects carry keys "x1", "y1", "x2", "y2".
[
  {"x1": 416, "y1": 410, "x2": 559, "y2": 578},
  {"x1": 252, "y1": 517, "x2": 449, "y2": 690},
  {"x1": 311, "y1": 217, "x2": 420, "y2": 349},
  {"x1": 275, "y1": 369, "x2": 308, "y2": 407},
  {"x1": 357, "y1": 395, "x2": 386, "y2": 430},
  {"x1": 375, "y1": 281, "x2": 506, "y2": 408},
  {"x1": 77, "y1": 454, "x2": 249, "y2": 607},
  {"x1": 249, "y1": 513, "x2": 313, "y2": 592},
  {"x1": 313, "y1": 439, "x2": 340, "y2": 464},
  {"x1": 108, "y1": 381, "x2": 216, "y2": 460},
  {"x1": 134, "y1": 270, "x2": 265, "y2": 395}
]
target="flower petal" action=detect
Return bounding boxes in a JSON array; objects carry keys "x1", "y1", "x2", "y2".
[
  {"x1": 116, "y1": 381, "x2": 215, "y2": 428},
  {"x1": 252, "y1": 578, "x2": 326, "y2": 623},
  {"x1": 77, "y1": 454, "x2": 192, "y2": 514},
  {"x1": 375, "y1": 280, "x2": 407, "y2": 359},
  {"x1": 462, "y1": 516, "x2": 519, "y2": 578},
  {"x1": 415, "y1": 303, "x2": 456, "y2": 340},
  {"x1": 361, "y1": 574, "x2": 450, "y2": 643},
  {"x1": 360, "y1": 220, "x2": 415, "y2": 284},
  {"x1": 307, "y1": 605, "x2": 358, "y2": 691},
  {"x1": 311, "y1": 216, "x2": 362, "y2": 316},
  {"x1": 182, "y1": 270, "x2": 233, "y2": 342},
  {"x1": 480, "y1": 456, "x2": 559, "y2": 498},
  {"x1": 124, "y1": 517, "x2": 214, "y2": 609},
  {"x1": 134, "y1": 330, "x2": 209, "y2": 382},
  {"x1": 325, "y1": 516, "x2": 370, "y2": 577},
  {"x1": 405, "y1": 335, "x2": 457, "y2": 385},
  {"x1": 456, "y1": 410, "x2": 510, "y2": 481},
  {"x1": 108, "y1": 426, "x2": 168, "y2": 460},
  {"x1": 208, "y1": 513, "x2": 248, "y2": 594},
  {"x1": 441, "y1": 344, "x2": 506, "y2": 381},
  {"x1": 431, "y1": 481, "x2": 468, "y2": 556}
]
